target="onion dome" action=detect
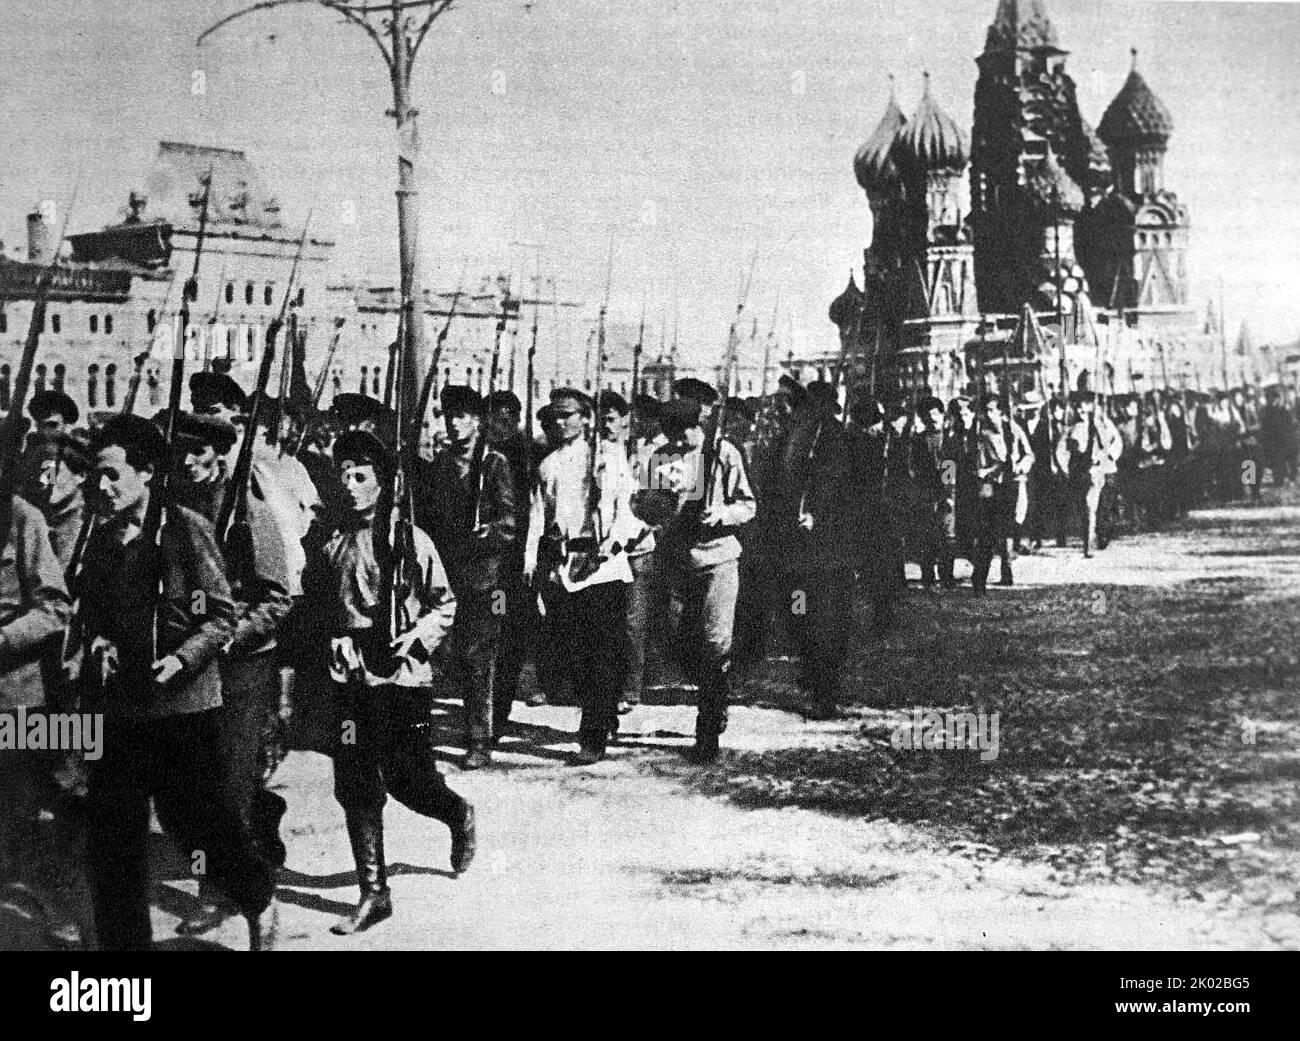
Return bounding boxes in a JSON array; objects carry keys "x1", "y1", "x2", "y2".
[
  {"x1": 1027, "y1": 147, "x2": 1084, "y2": 215},
  {"x1": 984, "y1": 0, "x2": 1062, "y2": 54},
  {"x1": 1098, "y1": 49, "x2": 1173, "y2": 146},
  {"x1": 854, "y1": 78, "x2": 907, "y2": 194},
  {"x1": 894, "y1": 73, "x2": 968, "y2": 173},
  {"x1": 828, "y1": 270, "x2": 863, "y2": 327}
]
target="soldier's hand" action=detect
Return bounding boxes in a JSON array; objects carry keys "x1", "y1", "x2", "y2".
[
  {"x1": 798, "y1": 510, "x2": 815, "y2": 532},
  {"x1": 389, "y1": 627, "x2": 423, "y2": 660},
  {"x1": 152, "y1": 655, "x2": 185, "y2": 685}
]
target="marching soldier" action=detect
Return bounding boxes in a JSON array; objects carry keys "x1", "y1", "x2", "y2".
[
  {"x1": 173, "y1": 412, "x2": 295, "y2": 936},
  {"x1": 910, "y1": 395, "x2": 952, "y2": 589},
  {"x1": 301, "y1": 429, "x2": 475, "y2": 936},
  {"x1": 75, "y1": 415, "x2": 277, "y2": 950},
  {"x1": 416, "y1": 386, "x2": 517, "y2": 769},
  {"x1": 1028, "y1": 395, "x2": 1070, "y2": 551},
  {"x1": 27, "y1": 389, "x2": 80, "y2": 442},
  {"x1": 1066, "y1": 392, "x2": 1123, "y2": 557},
  {"x1": 969, "y1": 395, "x2": 1033, "y2": 592},
  {"x1": 25, "y1": 433, "x2": 91, "y2": 570},
  {"x1": 773, "y1": 381, "x2": 866, "y2": 718},
  {"x1": 646, "y1": 395, "x2": 756, "y2": 760},
  {"x1": 523, "y1": 388, "x2": 637, "y2": 764}
]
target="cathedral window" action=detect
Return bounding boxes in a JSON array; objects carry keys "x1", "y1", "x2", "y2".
[
  {"x1": 86, "y1": 364, "x2": 98, "y2": 409},
  {"x1": 372, "y1": 370, "x2": 381, "y2": 397},
  {"x1": 360, "y1": 366, "x2": 369, "y2": 394},
  {"x1": 89, "y1": 315, "x2": 98, "y2": 334},
  {"x1": 105, "y1": 314, "x2": 113, "y2": 335},
  {"x1": 51, "y1": 314, "x2": 61, "y2": 334},
  {"x1": 245, "y1": 282, "x2": 254, "y2": 305},
  {"x1": 35, "y1": 363, "x2": 47, "y2": 392},
  {"x1": 265, "y1": 284, "x2": 274, "y2": 306},
  {"x1": 53, "y1": 363, "x2": 65, "y2": 393},
  {"x1": 226, "y1": 282, "x2": 234, "y2": 305},
  {"x1": 105, "y1": 364, "x2": 117, "y2": 408}
]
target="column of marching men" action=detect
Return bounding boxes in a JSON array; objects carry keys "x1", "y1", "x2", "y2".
[{"x1": 1, "y1": 368, "x2": 1298, "y2": 949}]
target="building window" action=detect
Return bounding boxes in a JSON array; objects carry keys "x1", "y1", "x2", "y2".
[
  {"x1": 360, "y1": 366, "x2": 369, "y2": 394},
  {"x1": 264, "y1": 284, "x2": 273, "y2": 306},
  {"x1": 105, "y1": 363, "x2": 117, "y2": 408},
  {"x1": 0, "y1": 365, "x2": 9, "y2": 410},
  {"x1": 296, "y1": 287, "x2": 305, "y2": 307},
  {"x1": 35, "y1": 363, "x2": 47, "y2": 392},
  {"x1": 90, "y1": 315, "x2": 98, "y2": 334},
  {"x1": 53, "y1": 363, "x2": 65, "y2": 393},
  {"x1": 87, "y1": 364, "x2": 99, "y2": 409},
  {"x1": 332, "y1": 375, "x2": 341, "y2": 396},
  {"x1": 51, "y1": 314, "x2": 61, "y2": 334},
  {"x1": 225, "y1": 283, "x2": 234, "y2": 305},
  {"x1": 147, "y1": 309, "x2": 157, "y2": 333},
  {"x1": 372, "y1": 370, "x2": 381, "y2": 397},
  {"x1": 245, "y1": 282, "x2": 254, "y2": 305},
  {"x1": 104, "y1": 314, "x2": 113, "y2": 335}
]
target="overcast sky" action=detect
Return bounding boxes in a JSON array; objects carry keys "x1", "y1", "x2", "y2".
[{"x1": 2, "y1": 0, "x2": 1298, "y2": 371}]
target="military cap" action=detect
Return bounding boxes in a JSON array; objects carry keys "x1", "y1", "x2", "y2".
[
  {"x1": 29, "y1": 432, "x2": 92, "y2": 473},
  {"x1": 28, "y1": 389, "x2": 79, "y2": 425},
  {"x1": 441, "y1": 384, "x2": 485, "y2": 417},
  {"x1": 189, "y1": 371, "x2": 248, "y2": 413},
  {"x1": 550, "y1": 387, "x2": 593, "y2": 412},
  {"x1": 330, "y1": 392, "x2": 387, "y2": 422},
  {"x1": 805, "y1": 381, "x2": 838, "y2": 410},
  {"x1": 90, "y1": 413, "x2": 168, "y2": 473},
  {"x1": 1071, "y1": 390, "x2": 1097, "y2": 405},
  {"x1": 333, "y1": 429, "x2": 393, "y2": 475},
  {"x1": 849, "y1": 398, "x2": 884, "y2": 426},
  {"x1": 485, "y1": 389, "x2": 522, "y2": 414},
  {"x1": 918, "y1": 395, "x2": 946, "y2": 415},
  {"x1": 672, "y1": 377, "x2": 718, "y2": 405},
  {"x1": 777, "y1": 374, "x2": 803, "y2": 396},
  {"x1": 174, "y1": 411, "x2": 238, "y2": 455},
  {"x1": 632, "y1": 394, "x2": 662, "y2": 421},
  {"x1": 660, "y1": 397, "x2": 703, "y2": 431},
  {"x1": 598, "y1": 390, "x2": 629, "y2": 416},
  {"x1": 725, "y1": 396, "x2": 755, "y2": 422}
]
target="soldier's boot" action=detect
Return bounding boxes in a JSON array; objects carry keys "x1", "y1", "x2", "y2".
[
  {"x1": 175, "y1": 879, "x2": 230, "y2": 937},
  {"x1": 464, "y1": 687, "x2": 494, "y2": 769},
  {"x1": 997, "y1": 543, "x2": 1014, "y2": 586},
  {"x1": 940, "y1": 544, "x2": 958, "y2": 589},
  {"x1": 331, "y1": 812, "x2": 392, "y2": 936},
  {"x1": 690, "y1": 666, "x2": 730, "y2": 763}
]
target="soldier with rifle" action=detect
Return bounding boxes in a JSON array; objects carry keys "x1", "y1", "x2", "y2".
[
  {"x1": 910, "y1": 394, "x2": 952, "y2": 590},
  {"x1": 1066, "y1": 390, "x2": 1123, "y2": 558},
  {"x1": 416, "y1": 385, "x2": 516, "y2": 768},
  {"x1": 969, "y1": 393, "x2": 1034, "y2": 592},
  {"x1": 301, "y1": 351, "x2": 475, "y2": 934},
  {"x1": 644, "y1": 371, "x2": 757, "y2": 760}
]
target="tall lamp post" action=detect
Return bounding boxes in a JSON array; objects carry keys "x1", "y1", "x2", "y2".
[{"x1": 199, "y1": 0, "x2": 460, "y2": 387}]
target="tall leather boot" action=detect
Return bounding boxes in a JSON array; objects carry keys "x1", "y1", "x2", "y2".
[
  {"x1": 690, "y1": 665, "x2": 730, "y2": 762},
  {"x1": 331, "y1": 812, "x2": 392, "y2": 936}
]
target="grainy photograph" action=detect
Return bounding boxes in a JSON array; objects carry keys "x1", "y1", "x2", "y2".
[{"x1": 0, "y1": 0, "x2": 1296, "y2": 965}]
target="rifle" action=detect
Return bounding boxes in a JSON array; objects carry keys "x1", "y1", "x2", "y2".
[
  {"x1": 215, "y1": 317, "x2": 282, "y2": 585},
  {"x1": 122, "y1": 349, "x2": 151, "y2": 416},
  {"x1": 367, "y1": 292, "x2": 422, "y2": 679},
  {"x1": 524, "y1": 268, "x2": 539, "y2": 490},
  {"x1": 628, "y1": 296, "x2": 646, "y2": 456},
  {"x1": 292, "y1": 316, "x2": 347, "y2": 457},
  {"x1": 146, "y1": 167, "x2": 214, "y2": 663},
  {"x1": 266, "y1": 209, "x2": 315, "y2": 450},
  {"x1": 470, "y1": 280, "x2": 511, "y2": 531},
  {"x1": 411, "y1": 259, "x2": 469, "y2": 446}
]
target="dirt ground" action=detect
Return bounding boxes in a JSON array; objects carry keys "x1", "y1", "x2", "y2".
[{"x1": 129, "y1": 485, "x2": 1300, "y2": 951}]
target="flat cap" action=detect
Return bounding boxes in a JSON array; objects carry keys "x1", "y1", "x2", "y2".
[
  {"x1": 673, "y1": 377, "x2": 718, "y2": 405},
  {"x1": 441, "y1": 384, "x2": 485, "y2": 416},
  {"x1": 189, "y1": 371, "x2": 248, "y2": 413},
  {"x1": 333, "y1": 429, "x2": 393, "y2": 474},
  {"x1": 28, "y1": 389, "x2": 79, "y2": 425},
  {"x1": 175, "y1": 411, "x2": 238, "y2": 455}
]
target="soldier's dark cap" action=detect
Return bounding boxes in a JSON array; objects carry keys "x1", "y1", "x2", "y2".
[
  {"x1": 174, "y1": 412, "x2": 238, "y2": 455},
  {"x1": 329, "y1": 392, "x2": 388, "y2": 422},
  {"x1": 661, "y1": 397, "x2": 703, "y2": 431},
  {"x1": 333, "y1": 429, "x2": 393, "y2": 474},
  {"x1": 536, "y1": 402, "x2": 557, "y2": 422},
  {"x1": 485, "y1": 390, "x2": 522, "y2": 414},
  {"x1": 598, "y1": 390, "x2": 629, "y2": 416},
  {"x1": 28, "y1": 389, "x2": 79, "y2": 425},
  {"x1": 805, "y1": 381, "x2": 838, "y2": 409},
  {"x1": 850, "y1": 398, "x2": 884, "y2": 424},
  {"x1": 30, "y1": 432, "x2": 92, "y2": 473},
  {"x1": 672, "y1": 377, "x2": 718, "y2": 405},
  {"x1": 777, "y1": 374, "x2": 802, "y2": 395},
  {"x1": 725, "y1": 396, "x2": 755, "y2": 422},
  {"x1": 918, "y1": 395, "x2": 945, "y2": 414},
  {"x1": 1072, "y1": 390, "x2": 1097, "y2": 404},
  {"x1": 189, "y1": 371, "x2": 247, "y2": 413},
  {"x1": 632, "y1": 394, "x2": 662, "y2": 421},
  {"x1": 90, "y1": 413, "x2": 168, "y2": 472},
  {"x1": 550, "y1": 387, "x2": 592, "y2": 412},
  {"x1": 441, "y1": 384, "x2": 485, "y2": 417}
]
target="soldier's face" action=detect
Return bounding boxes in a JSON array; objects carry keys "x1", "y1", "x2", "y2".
[
  {"x1": 183, "y1": 444, "x2": 220, "y2": 485},
  {"x1": 338, "y1": 460, "x2": 381, "y2": 515},
  {"x1": 446, "y1": 409, "x2": 480, "y2": 448},
  {"x1": 488, "y1": 406, "x2": 519, "y2": 441},
  {"x1": 551, "y1": 402, "x2": 585, "y2": 444},
  {"x1": 600, "y1": 408, "x2": 627, "y2": 443},
  {"x1": 39, "y1": 416, "x2": 67, "y2": 438},
  {"x1": 95, "y1": 445, "x2": 151, "y2": 517},
  {"x1": 39, "y1": 458, "x2": 84, "y2": 508}
]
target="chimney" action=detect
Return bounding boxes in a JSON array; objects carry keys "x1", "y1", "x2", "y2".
[{"x1": 27, "y1": 207, "x2": 52, "y2": 265}]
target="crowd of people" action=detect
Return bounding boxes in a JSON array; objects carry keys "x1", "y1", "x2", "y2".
[{"x1": 0, "y1": 362, "x2": 1295, "y2": 951}]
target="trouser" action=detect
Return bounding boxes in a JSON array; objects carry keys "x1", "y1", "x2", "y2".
[
  {"x1": 218, "y1": 654, "x2": 287, "y2": 866},
  {"x1": 787, "y1": 568, "x2": 856, "y2": 709},
  {"x1": 542, "y1": 580, "x2": 628, "y2": 754},
  {"x1": 0, "y1": 737, "x2": 43, "y2": 884},
  {"x1": 732, "y1": 544, "x2": 780, "y2": 673},
  {"x1": 916, "y1": 501, "x2": 952, "y2": 586},
  {"x1": 971, "y1": 482, "x2": 1014, "y2": 589},
  {"x1": 668, "y1": 558, "x2": 739, "y2": 737},
  {"x1": 493, "y1": 569, "x2": 531, "y2": 711},
  {"x1": 622, "y1": 552, "x2": 664, "y2": 703},
  {"x1": 445, "y1": 593, "x2": 503, "y2": 747},
  {"x1": 87, "y1": 709, "x2": 275, "y2": 951},
  {"x1": 1029, "y1": 474, "x2": 1068, "y2": 546}
]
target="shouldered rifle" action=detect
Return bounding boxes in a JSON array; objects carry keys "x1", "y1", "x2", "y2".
[
  {"x1": 470, "y1": 281, "x2": 511, "y2": 532},
  {"x1": 525, "y1": 274, "x2": 539, "y2": 489},
  {"x1": 147, "y1": 168, "x2": 214, "y2": 663},
  {"x1": 411, "y1": 260, "x2": 469, "y2": 447},
  {"x1": 292, "y1": 316, "x2": 346, "y2": 457},
  {"x1": 628, "y1": 296, "x2": 645, "y2": 457}
]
